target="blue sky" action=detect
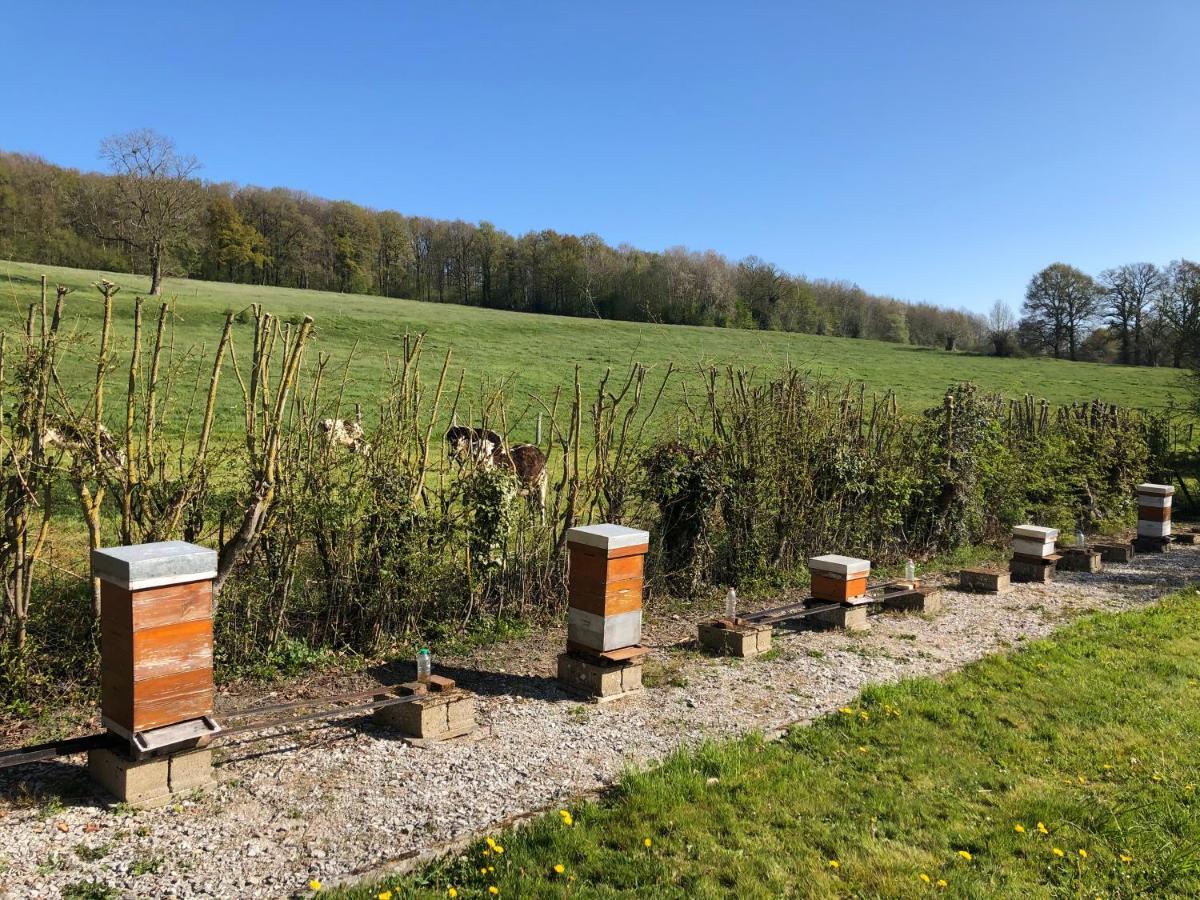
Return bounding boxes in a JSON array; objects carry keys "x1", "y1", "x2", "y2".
[{"x1": 2, "y1": 1, "x2": 1197, "y2": 312}]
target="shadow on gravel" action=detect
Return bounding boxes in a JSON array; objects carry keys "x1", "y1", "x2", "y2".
[{"x1": 0, "y1": 758, "x2": 99, "y2": 809}]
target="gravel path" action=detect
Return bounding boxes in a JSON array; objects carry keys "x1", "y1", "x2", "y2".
[{"x1": 2, "y1": 546, "x2": 1198, "y2": 899}]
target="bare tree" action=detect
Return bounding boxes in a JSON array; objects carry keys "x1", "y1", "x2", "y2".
[
  {"x1": 1022, "y1": 263, "x2": 1099, "y2": 360},
  {"x1": 986, "y1": 300, "x2": 1016, "y2": 356},
  {"x1": 86, "y1": 130, "x2": 202, "y2": 295},
  {"x1": 1099, "y1": 263, "x2": 1162, "y2": 365}
]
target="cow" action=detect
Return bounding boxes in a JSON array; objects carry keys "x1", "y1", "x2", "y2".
[
  {"x1": 446, "y1": 424, "x2": 547, "y2": 522},
  {"x1": 319, "y1": 418, "x2": 371, "y2": 456}
]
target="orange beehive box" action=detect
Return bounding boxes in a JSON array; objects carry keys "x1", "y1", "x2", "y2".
[
  {"x1": 93, "y1": 542, "x2": 218, "y2": 739},
  {"x1": 808, "y1": 555, "x2": 871, "y2": 603},
  {"x1": 566, "y1": 525, "x2": 649, "y2": 651}
]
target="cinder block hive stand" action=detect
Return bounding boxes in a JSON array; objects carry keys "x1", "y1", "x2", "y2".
[
  {"x1": 373, "y1": 675, "x2": 477, "y2": 745},
  {"x1": 88, "y1": 541, "x2": 221, "y2": 807},
  {"x1": 557, "y1": 524, "x2": 650, "y2": 701}
]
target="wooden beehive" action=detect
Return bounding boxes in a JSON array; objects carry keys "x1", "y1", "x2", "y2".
[
  {"x1": 1136, "y1": 483, "x2": 1173, "y2": 538},
  {"x1": 808, "y1": 555, "x2": 870, "y2": 603},
  {"x1": 93, "y1": 542, "x2": 218, "y2": 739},
  {"x1": 566, "y1": 525, "x2": 649, "y2": 653}
]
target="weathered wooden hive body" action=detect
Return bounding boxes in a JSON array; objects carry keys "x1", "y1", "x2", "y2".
[
  {"x1": 93, "y1": 542, "x2": 219, "y2": 750},
  {"x1": 566, "y1": 525, "x2": 648, "y2": 652}
]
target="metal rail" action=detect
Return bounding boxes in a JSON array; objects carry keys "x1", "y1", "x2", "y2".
[
  {"x1": 734, "y1": 580, "x2": 917, "y2": 627},
  {"x1": 0, "y1": 683, "x2": 425, "y2": 769}
]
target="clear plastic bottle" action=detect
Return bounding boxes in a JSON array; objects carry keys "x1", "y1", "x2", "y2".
[
  {"x1": 1075, "y1": 529, "x2": 1086, "y2": 548},
  {"x1": 417, "y1": 647, "x2": 432, "y2": 682},
  {"x1": 905, "y1": 559, "x2": 916, "y2": 582},
  {"x1": 725, "y1": 587, "x2": 737, "y2": 620}
]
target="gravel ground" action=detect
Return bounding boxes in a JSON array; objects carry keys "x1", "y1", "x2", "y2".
[{"x1": 1, "y1": 545, "x2": 1197, "y2": 899}]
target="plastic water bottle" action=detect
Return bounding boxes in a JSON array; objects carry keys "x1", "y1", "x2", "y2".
[
  {"x1": 905, "y1": 559, "x2": 916, "y2": 582},
  {"x1": 725, "y1": 587, "x2": 737, "y2": 620},
  {"x1": 1075, "y1": 529, "x2": 1086, "y2": 548},
  {"x1": 417, "y1": 648, "x2": 432, "y2": 682}
]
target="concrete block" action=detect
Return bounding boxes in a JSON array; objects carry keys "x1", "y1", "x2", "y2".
[
  {"x1": 1173, "y1": 531, "x2": 1198, "y2": 545},
  {"x1": 958, "y1": 568, "x2": 1011, "y2": 594},
  {"x1": 697, "y1": 622, "x2": 773, "y2": 658},
  {"x1": 168, "y1": 748, "x2": 215, "y2": 794},
  {"x1": 1010, "y1": 557, "x2": 1055, "y2": 583},
  {"x1": 1133, "y1": 535, "x2": 1171, "y2": 553},
  {"x1": 445, "y1": 695, "x2": 476, "y2": 731},
  {"x1": 1057, "y1": 547, "x2": 1102, "y2": 573},
  {"x1": 375, "y1": 693, "x2": 449, "y2": 737},
  {"x1": 882, "y1": 589, "x2": 940, "y2": 614},
  {"x1": 88, "y1": 748, "x2": 171, "y2": 807},
  {"x1": 807, "y1": 603, "x2": 869, "y2": 631},
  {"x1": 556, "y1": 653, "x2": 642, "y2": 700},
  {"x1": 1095, "y1": 542, "x2": 1134, "y2": 563}
]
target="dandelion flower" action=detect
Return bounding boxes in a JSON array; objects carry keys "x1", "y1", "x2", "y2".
[
  {"x1": 1120, "y1": 853, "x2": 1133, "y2": 864},
  {"x1": 448, "y1": 889, "x2": 458, "y2": 899},
  {"x1": 554, "y1": 864, "x2": 565, "y2": 875},
  {"x1": 379, "y1": 892, "x2": 393, "y2": 900},
  {"x1": 1078, "y1": 849, "x2": 1088, "y2": 859},
  {"x1": 858, "y1": 746, "x2": 868, "y2": 754},
  {"x1": 957, "y1": 850, "x2": 972, "y2": 862},
  {"x1": 486, "y1": 837, "x2": 498, "y2": 848},
  {"x1": 937, "y1": 879, "x2": 948, "y2": 887},
  {"x1": 309, "y1": 881, "x2": 322, "y2": 892},
  {"x1": 919, "y1": 873, "x2": 931, "y2": 883},
  {"x1": 482, "y1": 849, "x2": 491, "y2": 857},
  {"x1": 488, "y1": 887, "x2": 499, "y2": 896},
  {"x1": 644, "y1": 837, "x2": 653, "y2": 848},
  {"x1": 828, "y1": 859, "x2": 840, "y2": 869},
  {"x1": 1052, "y1": 847, "x2": 1065, "y2": 858},
  {"x1": 494, "y1": 846, "x2": 505, "y2": 855},
  {"x1": 839, "y1": 707, "x2": 853, "y2": 715},
  {"x1": 488, "y1": 867, "x2": 495, "y2": 874},
  {"x1": 1037, "y1": 822, "x2": 1049, "y2": 834},
  {"x1": 1013, "y1": 824, "x2": 1025, "y2": 834},
  {"x1": 480, "y1": 868, "x2": 488, "y2": 875}
]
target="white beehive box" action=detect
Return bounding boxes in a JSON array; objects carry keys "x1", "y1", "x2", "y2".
[{"x1": 1012, "y1": 525, "x2": 1058, "y2": 559}]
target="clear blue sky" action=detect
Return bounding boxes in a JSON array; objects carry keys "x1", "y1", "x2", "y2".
[{"x1": 3, "y1": 1, "x2": 1197, "y2": 312}]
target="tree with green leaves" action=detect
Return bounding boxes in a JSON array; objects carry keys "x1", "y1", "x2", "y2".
[{"x1": 1099, "y1": 262, "x2": 1162, "y2": 365}]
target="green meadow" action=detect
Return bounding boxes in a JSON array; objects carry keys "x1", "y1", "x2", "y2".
[{"x1": 1, "y1": 259, "x2": 1189, "y2": 446}]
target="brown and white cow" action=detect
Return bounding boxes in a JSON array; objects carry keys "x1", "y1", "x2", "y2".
[{"x1": 445, "y1": 425, "x2": 547, "y2": 521}]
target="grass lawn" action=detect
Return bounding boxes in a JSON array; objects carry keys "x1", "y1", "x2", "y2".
[
  {"x1": 336, "y1": 586, "x2": 1200, "y2": 899},
  {"x1": 1, "y1": 259, "x2": 1189, "y2": 446}
]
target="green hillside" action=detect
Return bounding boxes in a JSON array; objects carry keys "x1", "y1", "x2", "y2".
[{"x1": 1, "y1": 259, "x2": 1188, "y2": 443}]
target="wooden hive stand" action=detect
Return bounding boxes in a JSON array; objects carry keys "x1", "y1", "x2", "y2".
[{"x1": 558, "y1": 524, "x2": 650, "y2": 701}]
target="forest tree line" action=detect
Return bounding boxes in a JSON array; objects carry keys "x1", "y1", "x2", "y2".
[{"x1": 0, "y1": 131, "x2": 1196, "y2": 367}]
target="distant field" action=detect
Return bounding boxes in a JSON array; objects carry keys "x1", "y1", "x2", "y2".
[{"x1": 0, "y1": 259, "x2": 1189, "y2": 443}]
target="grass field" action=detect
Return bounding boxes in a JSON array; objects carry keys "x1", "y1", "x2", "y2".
[
  {"x1": 1, "y1": 259, "x2": 1190, "y2": 444},
  {"x1": 338, "y1": 586, "x2": 1200, "y2": 899}
]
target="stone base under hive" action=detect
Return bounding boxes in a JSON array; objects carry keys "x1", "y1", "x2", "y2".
[
  {"x1": 805, "y1": 599, "x2": 871, "y2": 631},
  {"x1": 881, "y1": 587, "x2": 941, "y2": 614},
  {"x1": 88, "y1": 746, "x2": 215, "y2": 808},
  {"x1": 1095, "y1": 542, "x2": 1135, "y2": 563},
  {"x1": 697, "y1": 620, "x2": 773, "y2": 658},
  {"x1": 1057, "y1": 547, "x2": 1102, "y2": 573},
  {"x1": 557, "y1": 652, "x2": 643, "y2": 701},
  {"x1": 1133, "y1": 535, "x2": 1171, "y2": 553},
  {"x1": 958, "y1": 568, "x2": 1011, "y2": 594},
  {"x1": 373, "y1": 688, "x2": 476, "y2": 744},
  {"x1": 1010, "y1": 555, "x2": 1058, "y2": 584},
  {"x1": 1171, "y1": 530, "x2": 1197, "y2": 546}
]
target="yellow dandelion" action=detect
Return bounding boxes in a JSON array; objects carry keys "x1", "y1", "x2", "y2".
[
  {"x1": 1120, "y1": 853, "x2": 1133, "y2": 864},
  {"x1": 1052, "y1": 847, "x2": 1065, "y2": 857},
  {"x1": 1037, "y1": 822, "x2": 1049, "y2": 834},
  {"x1": 553, "y1": 864, "x2": 565, "y2": 875},
  {"x1": 488, "y1": 867, "x2": 495, "y2": 874},
  {"x1": 486, "y1": 837, "x2": 498, "y2": 848},
  {"x1": 494, "y1": 846, "x2": 505, "y2": 855},
  {"x1": 488, "y1": 888, "x2": 499, "y2": 896},
  {"x1": 858, "y1": 746, "x2": 868, "y2": 754},
  {"x1": 919, "y1": 873, "x2": 931, "y2": 883},
  {"x1": 482, "y1": 849, "x2": 491, "y2": 857},
  {"x1": 1078, "y1": 849, "x2": 1088, "y2": 859},
  {"x1": 378, "y1": 892, "x2": 393, "y2": 900},
  {"x1": 644, "y1": 837, "x2": 653, "y2": 848},
  {"x1": 309, "y1": 881, "x2": 322, "y2": 893},
  {"x1": 839, "y1": 707, "x2": 853, "y2": 715},
  {"x1": 859, "y1": 711, "x2": 870, "y2": 721},
  {"x1": 828, "y1": 859, "x2": 840, "y2": 869},
  {"x1": 1013, "y1": 824, "x2": 1025, "y2": 834},
  {"x1": 957, "y1": 850, "x2": 972, "y2": 862},
  {"x1": 480, "y1": 868, "x2": 488, "y2": 875},
  {"x1": 937, "y1": 879, "x2": 948, "y2": 888},
  {"x1": 448, "y1": 889, "x2": 458, "y2": 899}
]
